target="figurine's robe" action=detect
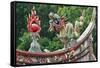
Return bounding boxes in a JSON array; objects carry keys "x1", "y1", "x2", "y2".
[{"x1": 28, "y1": 32, "x2": 42, "y2": 52}]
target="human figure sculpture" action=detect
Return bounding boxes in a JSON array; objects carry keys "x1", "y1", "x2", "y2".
[{"x1": 27, "y1": 6, "x2": 42, "y2": 52}]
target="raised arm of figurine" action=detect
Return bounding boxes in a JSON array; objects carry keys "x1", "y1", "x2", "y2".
[{"x1": 27, "y1": 14, "x2": 32, "y2": 32}]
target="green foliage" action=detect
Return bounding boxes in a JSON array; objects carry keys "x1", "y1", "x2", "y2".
[
  {"x1": 17, "y1": 32, "x2": 32, "y2": 50},
  {"x1": 38, "y1": 37, "x2": 63, "y2": 51}
]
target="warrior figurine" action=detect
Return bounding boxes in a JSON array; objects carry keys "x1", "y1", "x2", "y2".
[{"x1": 27, "y1": 6, "x2": 42, "y2": 52}]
